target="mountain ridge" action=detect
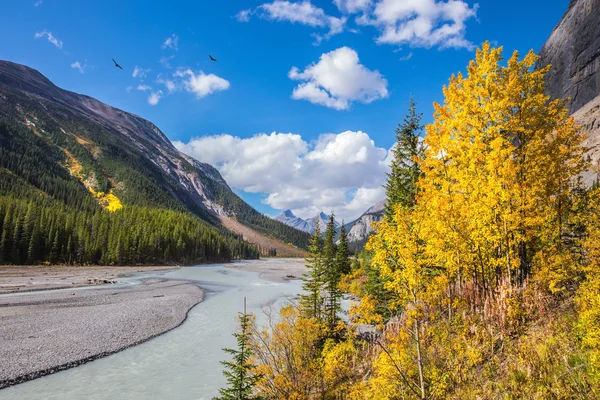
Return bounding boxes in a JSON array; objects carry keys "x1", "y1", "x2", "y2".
[
  {"x1": 275, "y1": 210, "x2": 340, "y2": 234},
  {"x1": 0, "y1": 59, "x2": 310, "y2": 259}
]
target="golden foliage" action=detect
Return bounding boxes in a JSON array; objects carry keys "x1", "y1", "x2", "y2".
[{"x1": 62, "y1": 149, "x2": 122, "y2": 212}]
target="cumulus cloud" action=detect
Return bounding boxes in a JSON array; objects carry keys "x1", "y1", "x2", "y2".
[
  {"x1": 161, "y1": 34, "x2": 179, "y2": 50},
  {"x1": 174, "y1": 130, "x2": 390, "y2": 220},
  {"x1": 34, "y1": 30, "x2": 63, "y2": 49},
  {"x1": 70, "y1": 61, "x2": 87, "y2": 74},
  {"x1": 360, "y1": 0, "x2": 478, "y2": 49},
  {"x1": 288, "y1": 47, "x2": 388, "y2": 110},
  {"x1": 333, "y1": 0, "x2": 372, "y2": 13},
  {"x1": 236, "y1": 1, "x2": 346, "y2": 43},
  {"x1": 132, "y1": 66, "x2": 151, "y2": 79},
  {"x1": 137, "y1": 84, "x2": 152, "y2": 92},
  {"x1": 148, "y1": 90, "x2": 163, "y2": 106},
  {"x1": 34, "y1": 0, "x2": 43, "y2": 7},
  {"x1": 172, "y1": 69, "x2": 230, "y2": 98}
]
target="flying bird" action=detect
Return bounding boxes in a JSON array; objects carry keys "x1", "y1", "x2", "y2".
[
  {"x1": 209, "y1": 55, "x2": 217, "y2": 62},
  {"x1": 112, "y1": 58, "x2": 123, "y2": 70}
]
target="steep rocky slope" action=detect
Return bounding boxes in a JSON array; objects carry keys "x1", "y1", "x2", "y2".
[
  {"x1": 346, "y1": 200, "x2": 385, "y2": 243},
  {"x1": 0, "y1": 60, "x2": 309, "y2": 251},
  {"x1": 537, "y1": 0, "x2": 600, "y2": 184},
  {"x1": 537, "y1": 0, "x2": 599, "y2": 113}
]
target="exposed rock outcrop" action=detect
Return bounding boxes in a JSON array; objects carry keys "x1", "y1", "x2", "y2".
[
  {"x1": 537, "y1": 0, "x2": 600, "y2": 184},
  {"x1": 537, "y1": 0, "x2": 600, "y2": 113},
  {"x1": 346, "y1": 200, "x2": 385, "y2": 243}
]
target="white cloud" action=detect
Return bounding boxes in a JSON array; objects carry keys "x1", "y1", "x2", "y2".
[
  {"x1": 173, "y1": 69, "x2": 230, "y2": 98},
  {"x1": 237, "y1": 1, "x2": 346, "y2": 42},
  {"x1": 34, "y1": 0, "x2": 42, "y2": 7},
  {"x1": 148, "y1": 90, "x2": 163, "y2": 106},
  {"x1": 70, "y1": 61, "x2": 87, "y2": 74},
  {"x1": 137, "y1": 84, "x2": 152, "y2": 92},
  {"x1": 333, "y1": 0, "x2": 372, "y2": 13},
  {"x1": 161, "y1": 34, "x2": 179, "y2": 50},
  {"x1": 132, "y1": 66, "x2": 151, "y2": 79},
  {"x1": 236, "y1": 9, "x2": 252, "y2": 22},
  {"x1": 399, "y1": 52, "x2": 413, "y2": 61},
  {"x1": 164, "y1": 80, "x2": 176, "y2": 92},
  {"x1": 126, "y1": 86, "x2": 133, "y2": 93},
  {"x1": 174, "y1": 130, "x2": 391, "y2": 220},
  {"x1": 289, "y1": 46, "x2": 388, "y2": 110},
  {"x1": 34, "y1": 30, "x2": 63, "y2": 49},
  {"x1": 361, "y1": 0, "x2": 478, "y2": 49},
  {"x1": 160, "y1": 55, "x2": 174, "y2": 69}
]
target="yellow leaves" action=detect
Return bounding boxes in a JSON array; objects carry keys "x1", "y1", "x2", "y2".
[
  {"x1": 252, "y1": 305, "x2": 325, "y2": 399},
  {"x1": 89, "y1": 188, "x2": 123, "y2": 212},
  {"x1": 321, "y1": 339, "x2": 359, "y2": 391},
  {"x1": 577, "y1": 274, "x2": 600, "y2": 382},
  {"x1": 61, "y1": 148, "x2": 123, "y2": 212},
  {"x1": 62, "y1": 148, "x2": 84, "y2": 179},
  {"x1": 350, "y1": 294, "x2": 384, "y2": 328}
]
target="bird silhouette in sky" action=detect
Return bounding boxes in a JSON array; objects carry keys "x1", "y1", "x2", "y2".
[
  {"x1": 112, "y1": 58, "x2": 123, "y2": 70},
  {"x1": 209, "y1": 55, "x2": 217, "y2": 62}
]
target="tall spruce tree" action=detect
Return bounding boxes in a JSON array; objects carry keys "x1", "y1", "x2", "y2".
[
  {"x1": 384, "y1": 98, "x2": 425, "y2": 220},
  {"x1": 214, "y1": 298, "x2": 261, "y2": 400},
  {"x1": 300, "y1": 221, "x2": 323, "y2": 320},
  {"x1": 322, "y1": 213, "x2": 341, "y2": 330},
  {"x1": 335, "y1": 223, "x2": 351, "y2": 276}
]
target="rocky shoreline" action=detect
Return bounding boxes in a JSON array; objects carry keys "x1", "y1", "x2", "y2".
[{"x1": 0, "y1": 277, "x2": 203, "y2": 389}]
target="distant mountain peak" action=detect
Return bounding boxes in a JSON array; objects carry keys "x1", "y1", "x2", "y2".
[{"x1": 281, "y1": 209, "x2": 296, "y2": 218}]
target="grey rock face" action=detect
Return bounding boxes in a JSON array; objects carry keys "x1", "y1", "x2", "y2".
[
  {"x1": 347, "y1": 200, "x2": 385, "y2": 243},
  {"x1": 537, "y1": 0, "x2": 600, "y2": 113}
]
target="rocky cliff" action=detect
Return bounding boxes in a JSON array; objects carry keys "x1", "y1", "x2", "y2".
[
  {"x1": 346, "y1": 200, "x2": 385, "y2": 244},
  {"x1": 537, "y1": 0, "x2": 600, "y2": 113},
  {"x1": 537, "y1": 0, "x2": 600, "y2": 185}
]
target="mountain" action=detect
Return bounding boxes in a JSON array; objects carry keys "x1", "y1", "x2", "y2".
[
  {"x1": 346, "y1": 200, "x2": 385, "y2": 243},
  {"x1": 537, "y1": 0, "x2": 600, "y2": 185},
  {"x1": 306, "y1": 212, "x2": 340, "y2": 233},
  {"x1": 0, "y1": 60, "x2": 309, "y2": 263},
  {"x1": 274, "y1": 210, "x2": 312, "y2": 233},
  {"x1": 275, "y1": 210, "x2": 340, "y2": 234}
]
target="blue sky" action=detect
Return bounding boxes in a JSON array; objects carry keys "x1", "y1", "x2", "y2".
[{"x1": 0, "y1": 0, "x2": 569, "y2": 220}]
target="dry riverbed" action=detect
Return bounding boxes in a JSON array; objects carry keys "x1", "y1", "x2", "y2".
[
  {"x1": 0, "y1": 265, "x2": 177, "y2": 294},
  {"x1": 0, "y1": 259, "x2": 305, "y2": 390},
  {"x1": 0, "y1": 266, "x2": 203, "y2": 389}
]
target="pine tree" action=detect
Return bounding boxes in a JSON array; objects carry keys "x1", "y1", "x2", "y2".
[
  {"x1": 384, "y1": 97, "x2": 425, "y2": 220},
  {"x1": 322, "y1": 213, "x2": 341, "y2": 330},
  {"x1": 214, "y1": 298, "x2": 261, "y2": 400},
  {"x1": 300, "y1": 221, "x2": 323, "y2": 319},
  {"x1": 335, "y1": 223, "x2": 350, "y2": 276}
]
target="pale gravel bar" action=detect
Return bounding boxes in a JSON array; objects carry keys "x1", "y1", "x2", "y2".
[{"x1": 0, "y1": 278, "x2": 203, "y2": 389}]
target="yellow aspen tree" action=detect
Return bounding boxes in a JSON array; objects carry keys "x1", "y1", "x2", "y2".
[
  {"x1": 418, "y1": 42, "x2": 587, "y2": 304},
  {"x1": 365, "y1": 205, "x2": 446, "y2": 399}
]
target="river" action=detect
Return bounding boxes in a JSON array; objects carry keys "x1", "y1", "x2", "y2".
[{"x1": 0, "y1": 261, "x2": 304, "y2": 400}]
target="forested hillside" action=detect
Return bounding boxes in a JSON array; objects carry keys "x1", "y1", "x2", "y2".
[
  {"x1": 0, "y1": 60, "x2": 309, "y2": 264},
  {"x1": 0, "y1": 119, "x2": 258, "y2": 264}
]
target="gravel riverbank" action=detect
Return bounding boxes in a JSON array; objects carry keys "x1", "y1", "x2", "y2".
[{"x1": 0, "y1": 278, "x2": 203, "y2": 389}]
